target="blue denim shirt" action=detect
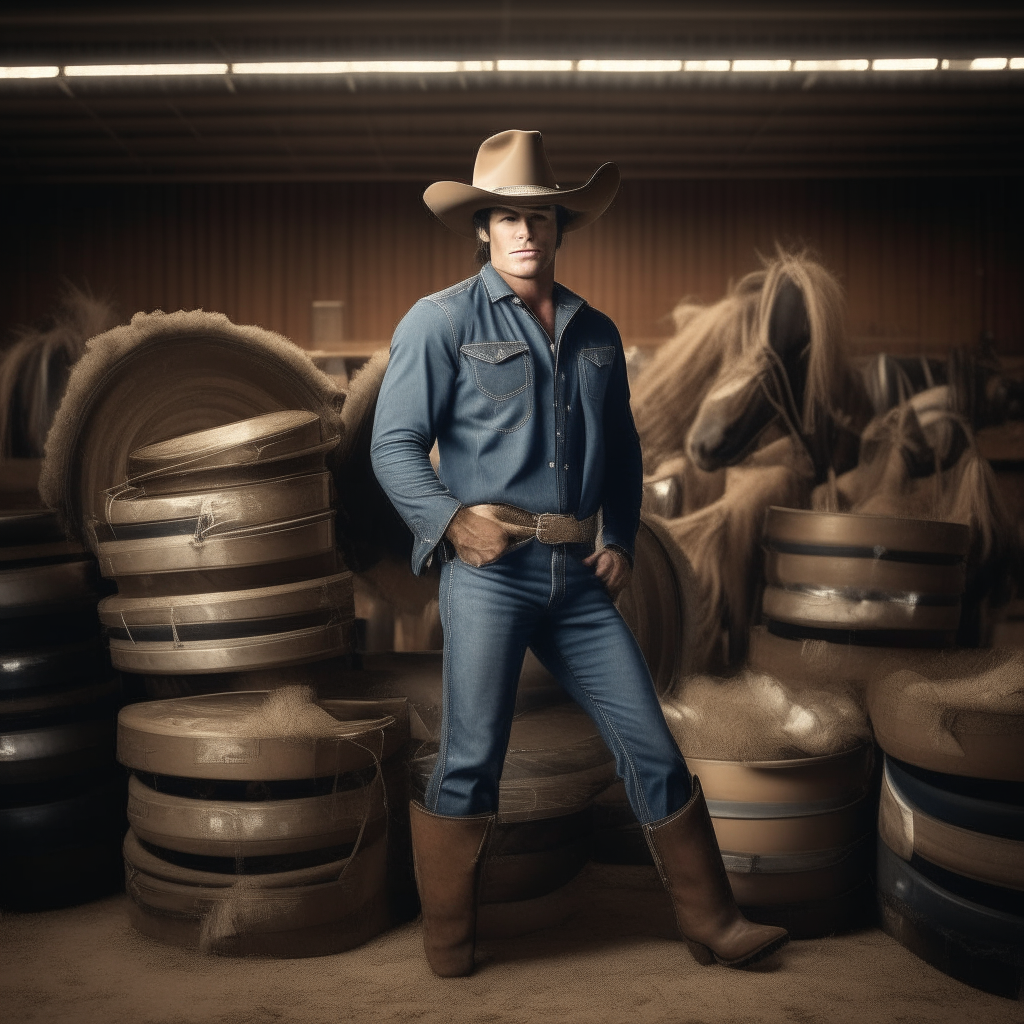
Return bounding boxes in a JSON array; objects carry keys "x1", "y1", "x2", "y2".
[{"x1": 370, "y1": 262, "x2": 643, "y2": 576}]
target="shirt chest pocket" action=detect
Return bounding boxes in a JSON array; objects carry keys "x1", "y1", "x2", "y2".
[
  {"x1": 578, "y1": 346, "x2": 616, "y2": 404},
  {"x1": 460, "y1": 341, "x2": 534, "y2": 433}
]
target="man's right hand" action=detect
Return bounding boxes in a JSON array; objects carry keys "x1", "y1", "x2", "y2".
[{"x1": 445, "y1": 508, "x2": 509, "y2": 566}]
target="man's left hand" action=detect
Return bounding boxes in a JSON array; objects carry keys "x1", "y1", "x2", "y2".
[{"x1": 583, "y1": 547, "x2": 631, "y2": 600}]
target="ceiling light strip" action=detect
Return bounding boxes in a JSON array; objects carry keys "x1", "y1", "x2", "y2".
[
  {"x1": 0, "y1": 66, "x2": 59, "y2": 79},
  {"x1": 3, "y1": 58, "x2": 1022, "y2": 81},
  {"x1": 64, "y1": 63, "x2": 228, "y2": 77}
]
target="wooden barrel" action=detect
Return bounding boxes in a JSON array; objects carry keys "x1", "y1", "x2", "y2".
[
  {"x1": 690, "y1": 745, "x2": 877, "y2": 936},
  {"x1": 100, "y1": 472, "x2": 333, "y2": 542},
  {"x1": 762, "y1": 507, "x2": 970, "y2": 646},
  {"x1": 126, "y1": 774, "x2": 375, "y2": 858},
  {"x1": 99, "y1": 573, "x2": 354, "y2": 674},
  {"x1": 96, "y1": 510, "x2": 336, "y2": 578},
  {"x1": 877, "y1": 837, "x2": 1024, "y2": 1000},
  {"x1": 410, "y1": 703, "x2": 613, "y2": 908},
  {"x1": 616, "y1": 515, "x2": 695, "y2": 696},
  {"x1": 124, "y1": 831, "x2": 390, "y2": 957},
  {"x1": 118, "y1": 693, "x2": 405, "y2": 955},
  {"x1": 866, "y1": 649, "x2": 1024, "y2": 782},
  {"x1": 117, "y1": 690, "x2": 405, "y2": 780},
  {"x1": 125, "y1": 696, "x2": 409, "y2": 859},
  {"x1": 126, "y1": 411, "x2": 325, "y2": 481}
]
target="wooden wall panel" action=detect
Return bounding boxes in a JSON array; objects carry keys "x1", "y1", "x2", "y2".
[{"x1": 1, "y1": 179, "x2": 1020, "y2": 357}]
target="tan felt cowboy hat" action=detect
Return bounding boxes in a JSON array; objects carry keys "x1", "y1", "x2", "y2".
[{"x1": 423, "y1": 129, "x2": 620, "y2": 238}]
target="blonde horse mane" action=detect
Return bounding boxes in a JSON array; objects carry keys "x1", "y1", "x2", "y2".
[
  {"x1": 0, "y1": 285, "x2": 118, "y2": 458},
  {"x1": 632, "y1": 249, "x2": 849, "y2": 471}
]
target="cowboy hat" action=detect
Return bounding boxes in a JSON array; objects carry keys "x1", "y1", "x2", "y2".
[{"x1": 423, "y1": 130, "x2": 620, "y2": 238}]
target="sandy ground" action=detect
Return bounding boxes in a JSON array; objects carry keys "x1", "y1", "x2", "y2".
[{"x1": 2, "y1": 867, "x2": 1021, "y2": 1024}]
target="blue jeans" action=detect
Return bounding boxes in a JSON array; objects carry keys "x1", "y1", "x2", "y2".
[{"x1": 425, "y1": 539, "x2": 691, "y2": 824}]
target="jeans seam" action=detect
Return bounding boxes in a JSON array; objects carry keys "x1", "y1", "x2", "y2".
[
  {"x1": 426, "y1": 559, "x2": 457, "y2": 810},
  {"x1": 548, "y1": 642, "x2": 654, "y2": 825}
]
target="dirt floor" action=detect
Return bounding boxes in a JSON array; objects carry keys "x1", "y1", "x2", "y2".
[{"x1": 2, "y1": 866, "x2": 1021, "y2": 1024}]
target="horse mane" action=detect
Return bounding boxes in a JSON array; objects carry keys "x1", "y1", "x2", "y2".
[
  {"x1": 0, "y1": 285, "x2": 118, "y2": 458},
  {"x1": 755, "y1": 248, "x2": 849, "y2": 436},
  {"x1": 663, "y1": 437, "x2": 813, "y2": 672},
  {"x1": 631, "y1": 270, "x2": 764, "y2": 470},
  {"x1": 631, "y1": 248, "x2": 849, "y2": 471}
]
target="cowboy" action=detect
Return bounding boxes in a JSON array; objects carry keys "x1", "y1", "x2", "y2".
[{"x1": 370, "y1": 130, "x2": 788, "y2": 977}]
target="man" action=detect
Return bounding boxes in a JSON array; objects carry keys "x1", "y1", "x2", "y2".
[{"x1": 371, "y1": 130, "x2": 788, "y2": 977}]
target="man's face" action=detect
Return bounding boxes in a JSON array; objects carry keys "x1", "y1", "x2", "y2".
[{"x1": 480, "y1": 206, "x2": 558, "y2": 281}]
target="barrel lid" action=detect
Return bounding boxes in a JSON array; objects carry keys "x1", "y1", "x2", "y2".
[{"x1": 765, "y1": 507, "x2": 970, "y2": 557}]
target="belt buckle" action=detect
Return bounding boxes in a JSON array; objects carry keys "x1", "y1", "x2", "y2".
[{"x1": 535, "y1": 512, "x2": 562, "y2": 544}]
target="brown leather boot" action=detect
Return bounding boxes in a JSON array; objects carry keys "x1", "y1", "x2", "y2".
[
  {"x1": 409, "y1": 800, "x2": 495, "y2": 977},
  {"x1": 643, "y1": 775, "x2": 790, "y2": 968}
]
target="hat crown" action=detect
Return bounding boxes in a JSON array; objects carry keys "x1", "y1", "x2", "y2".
[{"x1": 472, "y1": 130, "x2": 559, "y2": 193}]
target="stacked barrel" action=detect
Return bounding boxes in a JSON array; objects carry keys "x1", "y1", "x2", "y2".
[
  {"x1": 409, "y1": 701, "x2": 616, "y2": 937},
  {"x1": 0, "y1": 509, "x2": 123, "y2": 909},
  {"x1": 758, "y1": 507, "x2": 970, "y2": 652},
  {"x1": 92, "y1": 411, "x2": 354, "y2": 687},
  {"x1": 869, "y1": 652, "x2": 1024, "y2": 999},
  {"x1": 591, "y1": 744, "x2": 876, "y2": 937},
  {"x1": 117, "y1": 689, "x2": 408, "y2": 955}
]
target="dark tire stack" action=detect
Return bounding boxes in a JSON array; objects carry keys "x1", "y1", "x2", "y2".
[
  {"x1": 117, "y1": 690, "x2": 408, "y2": 956},
  {"x1": 0, "y1": 509, "x2": 124, "y2": 910},
  {"x1": 869, "y1": 655, "x2": 1024, "y2": 999}
]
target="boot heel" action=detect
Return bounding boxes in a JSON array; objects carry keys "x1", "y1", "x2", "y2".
[{"x1": 684, "y1": 939, "x2": 715, "y2": 966}]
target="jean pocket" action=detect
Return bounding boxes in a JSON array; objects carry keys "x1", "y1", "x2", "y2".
[
  {"x1": 461, "y1": 341, "x2": 534, "y2": 432},
  {"x1": 579, "y1": 346, "x2": 615, "y2": 404}
]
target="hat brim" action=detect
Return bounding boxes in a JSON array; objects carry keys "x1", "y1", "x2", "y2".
[{"x1": 423, "y1": 162, "x2": 620, "y2": 238}]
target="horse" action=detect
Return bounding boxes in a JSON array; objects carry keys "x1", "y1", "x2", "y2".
[
  {"x1": 0, "y1": 286, "x2": 118, "y2": 460},
  {"x1": 812, "y1": 392, "x2": 1020, "y2": 647}
]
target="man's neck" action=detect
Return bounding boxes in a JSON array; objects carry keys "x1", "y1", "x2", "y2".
[{"x1": 492, "y1": 264, "x2": 555, "y2": 309}]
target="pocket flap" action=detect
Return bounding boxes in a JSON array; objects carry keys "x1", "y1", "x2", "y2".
[
  {"x1": 462, "y1": 341, "x2": 529, "y2": 365},
  {"x1": 580, "y1": 346, "x2": 615, "y2": 368}
]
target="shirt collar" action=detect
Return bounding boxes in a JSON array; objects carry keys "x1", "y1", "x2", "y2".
[{"x1": 479, "y1": 262, "x2": 586, "y2": 317}]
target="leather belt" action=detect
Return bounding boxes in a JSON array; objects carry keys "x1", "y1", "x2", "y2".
[{"x1": 469, "y1": 504, "x2": 598, "y2": 545}]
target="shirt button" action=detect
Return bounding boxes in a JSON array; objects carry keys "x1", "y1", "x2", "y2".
[
  {"x1": 564, "y1": 464, "x2": 569, "y2": 470},
  {"x1": 512, "y1": 297, "x2": 522, "y2": 305},
  {"x1": 549, "y1": 462, "x2": 555, "y2": 468},
  {"x1": 556, "y1": 431, "x2": 561, "y2": 436},
  {"x1": 549, "y1": 343, "x2": 555, "y2": 353}
]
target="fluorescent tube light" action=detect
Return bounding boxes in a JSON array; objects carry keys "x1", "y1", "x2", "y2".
[
  {"x1": 577, "y1": 60, "x2": 682, "y2": 72},
  {"x1": 732, "y1": 60, "x2": 792, "y2": 72},
  {"x1": 496, "y1": 60, "x2": 574, "y2": 72},
  {"x1": 871, "y1": 58, "x2": 938, "y2": 71},
  {"x1": 969, "y1": 57, "x2": 1008, "y2": 70},
  {"x1": 231, "y1": 61, "x2": 466, "y2": 74},
  {"x1": 65, "y1": 63, "x2": 228, "y2": 77},
  {"x1": 683, "y1": 60, "x2": 731, "y2": 72},
  {"x1": 792, "y1": 59, "x2": 869, "y2": 72},
  {"x1": 1012, "y1": 58, "x2": 1024, "y2": 69},
  {"x1": 0, "y1": 66, "x2": 59, "y2": 79}
]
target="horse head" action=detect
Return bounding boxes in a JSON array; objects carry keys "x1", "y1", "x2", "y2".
[{"x1": 686, "y1": 275, "x2": 810, "y2": 472}]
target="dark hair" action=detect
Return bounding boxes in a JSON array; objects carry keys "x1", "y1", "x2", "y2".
[{"x1": 473, "y1": 205, "x2": 575, "y2": 266}]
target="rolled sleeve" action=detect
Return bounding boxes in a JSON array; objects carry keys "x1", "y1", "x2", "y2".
[{"x1": 371, "y1": 300, "x2": 464, "y2": 574}]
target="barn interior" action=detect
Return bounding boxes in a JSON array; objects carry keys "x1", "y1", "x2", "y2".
[{"x1": 1, "y1": 3, "x2": 1023, "y2": 1022}]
